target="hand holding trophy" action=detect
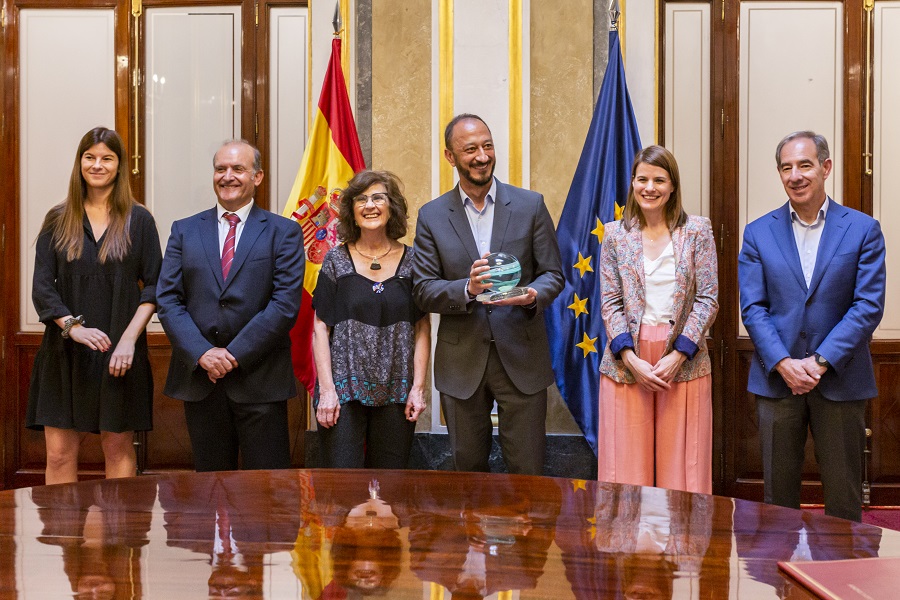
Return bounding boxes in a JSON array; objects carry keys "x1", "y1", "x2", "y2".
[{"x1": 476, "y1": 252, "x2": 530, "y2": 302}]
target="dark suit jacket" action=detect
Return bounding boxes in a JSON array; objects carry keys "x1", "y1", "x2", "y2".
[
  {"x1": 408, "y1": 475, "x2": 560, "y2": 597},
  {"x1": 412, "y1": 180, "x2": 564, "y2": 398},
  {"x1": 739, "y1": 199, "x2": 886, "y2": 400},
  {"x1": 157, "y1": 203, "x2": 305, "y2": 403}
]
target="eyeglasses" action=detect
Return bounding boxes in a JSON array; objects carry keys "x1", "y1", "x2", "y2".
[{"x1": 353, "y1": 193, "x2": 389, "y2": 206}]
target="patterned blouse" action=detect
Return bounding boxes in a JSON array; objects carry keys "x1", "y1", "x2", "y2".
[
  {"x1": 312, "y1": 244, "x2": 424, "y2": 407},
  {"x1": 599, "y1": 215, "x2": 719, "y2": 384}
]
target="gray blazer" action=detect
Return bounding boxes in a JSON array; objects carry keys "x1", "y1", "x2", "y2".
[{"x1": 412, "y1": 180, "x2": 564, "y2": 398}]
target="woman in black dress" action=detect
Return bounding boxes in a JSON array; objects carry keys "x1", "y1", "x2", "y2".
[
  {"x1": 27, "y1": 127, "x2": 162, "y2": 484},
  {"x1": 312, "y1": 170, "x2": 431, "y2": 468}
]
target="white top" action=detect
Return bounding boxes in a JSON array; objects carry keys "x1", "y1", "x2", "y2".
[
  {"x1": 642, "y1": 241, "x2": 676, "y2": 327},
  {"x1": 636, "y1": 487, "x2": 672, "y2": 554}
]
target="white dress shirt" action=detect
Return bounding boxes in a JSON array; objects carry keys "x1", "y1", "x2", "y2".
[
  {"x1": 216, "y1": 201, "x2": 254, "y2": 257},
  {"x1": 790, "y1": 198, "x2": 829, "y2": 288}
]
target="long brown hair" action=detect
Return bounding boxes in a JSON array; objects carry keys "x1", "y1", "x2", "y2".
[
  {"x1": 41, "y1": 127, "x2": 136, "y2": 263},
  {"x1": 622, "y1": 145, "x2": 687, "y2": 232}
]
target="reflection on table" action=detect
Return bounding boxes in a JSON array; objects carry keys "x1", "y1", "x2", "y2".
[{"x1": 0, "y1": 469, "x2": 896, "y2": 599}]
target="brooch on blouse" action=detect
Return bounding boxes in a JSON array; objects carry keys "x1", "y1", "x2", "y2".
[{"x1": 372, "y1": 282, "x2": 385, "y2": 294}]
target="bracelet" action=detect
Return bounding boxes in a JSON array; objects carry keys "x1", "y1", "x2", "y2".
[{"x1": 61, "y1": 315, "x2": 84, "y2": 339}]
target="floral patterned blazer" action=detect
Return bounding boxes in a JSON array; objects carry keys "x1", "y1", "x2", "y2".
[{"x1": 599, "y1": 215, "x2": 718, "y2": 384}]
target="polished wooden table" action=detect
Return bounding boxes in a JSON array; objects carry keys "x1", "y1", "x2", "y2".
[{"x1": 0, "y1": 469, "x2": 897, "y2": 599}]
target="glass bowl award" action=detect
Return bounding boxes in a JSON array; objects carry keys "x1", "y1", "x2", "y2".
[{"x1": 476, "y1": 252, "x2": 529, "y2": 302}]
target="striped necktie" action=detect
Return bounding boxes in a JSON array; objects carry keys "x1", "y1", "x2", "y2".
[{"x1": 221, "y1": 212, "x2": 240, "y2": 279}]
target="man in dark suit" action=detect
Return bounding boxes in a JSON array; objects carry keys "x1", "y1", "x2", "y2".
[
  {"x1": 738, "y1": 131, "x2": 886, "y2": 521},
  {"x1": 158, "y1": 471, "x2": 303, "y2": 596},
  {"x1": 412, "y1": 114, "x2": 563, "y2": 475},
  {"x1": 157, "y1": 140, "x2": 305, "y2": 471}
]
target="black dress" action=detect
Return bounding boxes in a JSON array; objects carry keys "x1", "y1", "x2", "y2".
[{"x1": 26, "y1": 204, "x2": 162, "y2": 433}]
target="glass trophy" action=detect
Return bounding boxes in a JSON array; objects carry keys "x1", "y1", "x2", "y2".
[{"x1": 476, "y1": 252, "x2": 529, "y2": 302}]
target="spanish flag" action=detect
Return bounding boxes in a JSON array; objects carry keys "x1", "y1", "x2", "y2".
[{"x1": 283, "y1": 37, "x2": 365, "y2": 394}]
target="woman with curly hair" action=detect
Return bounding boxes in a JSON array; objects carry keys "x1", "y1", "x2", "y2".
[{"x1": 313, "y1": 170, "x2": 431, "y2": 468}]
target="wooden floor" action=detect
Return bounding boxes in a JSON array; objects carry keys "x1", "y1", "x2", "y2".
[{"x1": 0, "y1": 469, "x2": 897, "y2": 599}]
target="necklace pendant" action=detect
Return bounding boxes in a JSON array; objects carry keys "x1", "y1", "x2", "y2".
[{"x1": 370, "y1": 259, "x2": 382, "y2": 270}]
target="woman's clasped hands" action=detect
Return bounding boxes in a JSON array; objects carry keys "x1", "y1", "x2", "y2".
[{"x1": 621, "y1": 348, "x2": 687, "y2": 392}]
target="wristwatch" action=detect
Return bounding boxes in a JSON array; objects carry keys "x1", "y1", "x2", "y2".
[{"x1": 814, "y1": 353, "x2": 830, "y2": 369}]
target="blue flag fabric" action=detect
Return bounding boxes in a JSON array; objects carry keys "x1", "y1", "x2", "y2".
[{"x1": 545, "y1": 29, "x2": 642, "y2": 455}]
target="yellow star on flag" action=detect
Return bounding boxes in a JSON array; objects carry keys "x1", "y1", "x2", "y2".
[
  {"x1": 568, "y1": 294, "x2": 589, "y2": 319},
  {"x1": 576, "y1": 332, "x2": 598, "y2": 357},
  {"x1": 587, "y1": 516, "x2": 597, "y2": 540},
  {"x1": 573, "y1": 253, "x2": 593, "y2": 278},
  {"x1": 591, "y1": 218, "x2": 604, "y2": 244},
  {"x1": 571, "y1": 479, "x2": 587, "y2": 492},
  {"x1": 615, "y1": 202, "x2": 625, "y2": 221}
]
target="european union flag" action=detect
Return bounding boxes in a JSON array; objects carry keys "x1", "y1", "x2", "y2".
[{"x1": 545, "y1": 26, "x2": 641, "y2": 455}]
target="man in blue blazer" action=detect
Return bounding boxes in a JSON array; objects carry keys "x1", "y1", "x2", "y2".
[
  {"x1": 413, "y1": 114, "x2": 563, "y2": 475},
  {"x1": 739, "y1": 131, "x2": 886, "y2": 521},
  {"x1": 157, "y1": 141, "x2": 305, "y2": 471}
]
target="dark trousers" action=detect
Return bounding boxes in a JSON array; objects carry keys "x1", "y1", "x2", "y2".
[
  {"x1": 757, "y1": 390, "x2": 867, "y2": 522},
  {"x1": 184, "y1": 385, "x2": 290, "y2": 472},
  {"x1": 440, "y1": 343, "x2": 547, "y2": 475},
  {"x1": 317, "y1": 402, "x2": 415, "y2": 468}
]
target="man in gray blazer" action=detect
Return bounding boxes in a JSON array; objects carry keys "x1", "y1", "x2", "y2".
[
  {"x1": 413, "y1": 114, "x2": 564, "y2": 475},
  {"x1": 157, "y1": 140, "x2": 305, "y2": 471}
]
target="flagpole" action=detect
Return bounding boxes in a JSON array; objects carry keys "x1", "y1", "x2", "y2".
[
  {"x1": 544, "y1": 0, "x2": 642, "y2": 455},
  {"x1": 283, "y1": 11, "x2": 365, "y2": 399},
  {"x1": 332, "y1": 0, "x2": 341, "y2": 35}
]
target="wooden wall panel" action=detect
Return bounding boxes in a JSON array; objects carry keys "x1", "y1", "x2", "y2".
[
  {"x1": 11, "y1": 334, "x2": 306, "y2": 485},
  {"x1": 728, "y1": 350, "x2": 763, "y2": 501},
  {"x1": 141, "y1": 340, "x2": 192, "y2": 472},
  {"x1": 663, "y1": 2, "x2": 711, "y2": 219},
  {"x1": 873, "y1": 2, "x2": 900, "y2": 339},
  {"x1": 869, "y1": 354, "x2": 900, "y2": 492},
  {"x1": 14, "y1": 343, "x2": 45, "y2": 486},
  {"x1": 729, "y1": 347, "x2": 900, "y2": 505},
  {"x1": 13, "y1": 340, "x2": 106, "y2": 488}
]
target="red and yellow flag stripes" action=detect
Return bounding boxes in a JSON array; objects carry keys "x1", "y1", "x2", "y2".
[{"x1": 282, "y1": 37, "x2": 365, "y2": 394}]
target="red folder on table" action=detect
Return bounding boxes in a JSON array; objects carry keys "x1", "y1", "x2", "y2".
[{"x1": 778, "y1": 556, "x2": 900, "y2": 599}]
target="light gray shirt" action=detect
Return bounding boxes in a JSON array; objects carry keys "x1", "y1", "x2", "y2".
[
  {"x1": 460, "y1": 179, "x2": 498, "y2": 301},
  {"x1": 790, "y1": 197, "x2": 829, "y2": 288},
  {"x1": 460, "y1": 178, "x2": 498, "y2": 256}
]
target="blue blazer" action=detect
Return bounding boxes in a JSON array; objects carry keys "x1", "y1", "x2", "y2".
[
  {"x1": 157, "y1": 204, "x2": 305, "y2": 403},
  {"x1": 738, "y1": 199, "x2": 886, "y2": 401}
]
